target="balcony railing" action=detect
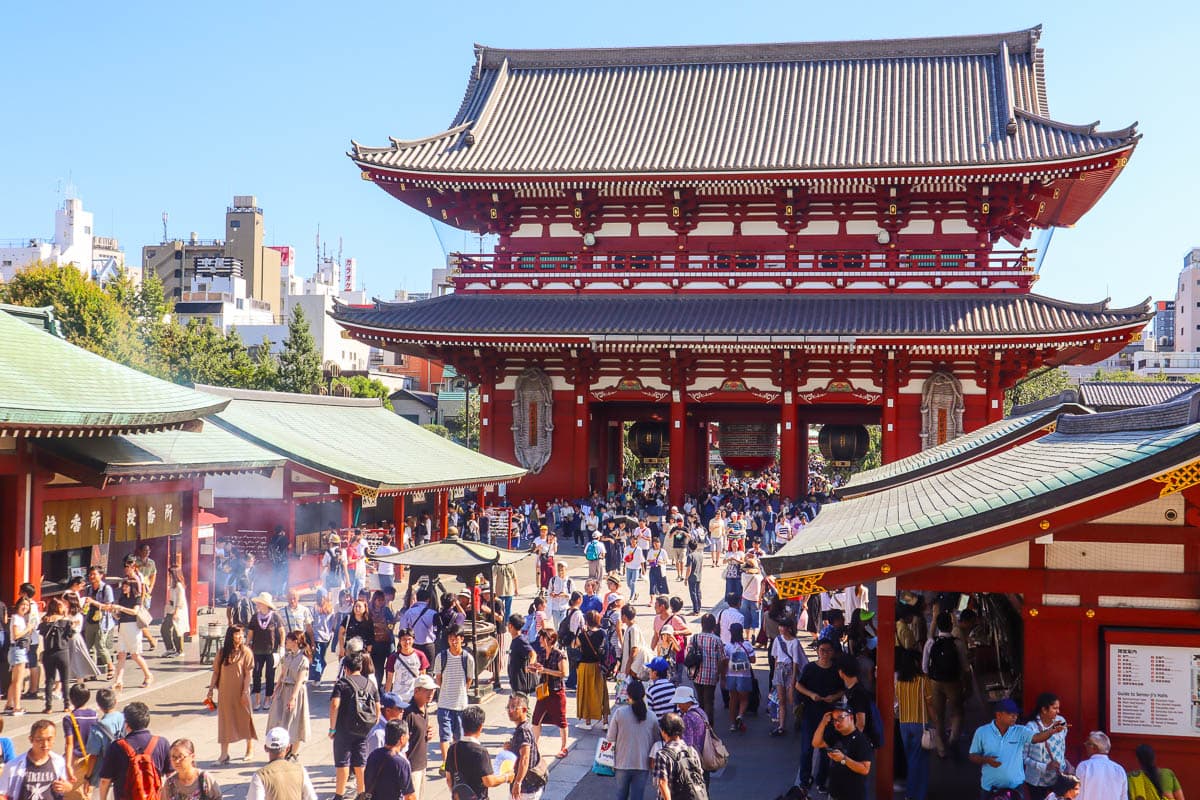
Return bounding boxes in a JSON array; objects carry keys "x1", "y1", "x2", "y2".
[{"x1": 449, "y1": 248, "x2": 1037, "y2": 293}]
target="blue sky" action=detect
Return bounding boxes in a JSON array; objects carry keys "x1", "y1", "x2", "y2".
[{"x1": 1, "y1": 1, "x2": 1195, "y2": 307}]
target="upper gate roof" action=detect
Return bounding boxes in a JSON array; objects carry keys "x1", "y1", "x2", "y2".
[{"x1": 351, "y1": 27, "x2": 1137, "y2": 179}]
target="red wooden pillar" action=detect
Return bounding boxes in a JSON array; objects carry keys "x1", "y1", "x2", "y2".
[
  {"x1": 439, "y1": 491, "x2": 450, "y2": 540},
  {"x1": 881, "y1": 353, "x2": 900, "y2": 465},
  {"x1": 780, "y1": 394, "x2": 800, "y2": 500},
  {"x1": 875, "y1": 579, "x2": 897, "y2": 800},
  {"x1": 340, "y1": 493, "x2": 354, "y2": 530},
  {"x1": 669, "y1": 389, "x2": 686, "y2": 506},
  {"x1": 595, "y1": 411, "x2": 609, "y2": 496},
  {"x1": 574, "y1": 377, "x2": 591, "y2": 498},
  {"x1": 183, "y1": 488, "x2": 200, "y2": 635},
  {"x1": 797, "y1": 420, "x2": 809, "y2": 499},
  {"x1": 476, "y1": 487, "x2": 485, "y2": 512},
  {"x1": 986, "y1": 352, "x2": 1004, "y2": 424},
  {"x1": 395, "y1": 495, "x2": 406, "y2": 550}
]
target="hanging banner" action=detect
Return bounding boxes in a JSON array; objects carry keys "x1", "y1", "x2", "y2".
[{"x1": 41, "y1": 498, "x2": 108, "y2": 552}]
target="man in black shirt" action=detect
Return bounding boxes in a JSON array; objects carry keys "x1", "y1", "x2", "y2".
[
  {"x1": 812, "y1": 707, "x2": 873, "y2": 800},
  {"x1": 403, "y1": 675, "x2": 436, "y2": 799},
  {"x1": 794, "y1": 639, "x2": 845, "y2": 792},
  {"x1": 506, "y1": 693, "x2": 543, "y2": 799},
  {"x1": 445, "y1": 705, "x2": 514, "y2": 798},
  {"x1": 837, "y1": 653, "x2": 872, "y2": 737}
]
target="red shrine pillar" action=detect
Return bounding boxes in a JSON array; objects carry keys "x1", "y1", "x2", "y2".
[
  {"x1": 669, "y1": 389, "x2": 687, "y2": 506},
  {"x1": 779, "y1": 394, "x2": 800, "y2": 500},
  {"x1": 183, "y1": 488, "x2": 200, "y2": 635},
  {"x1": 340, "y1": 493, "x2": 354, "y2": 530},
  {"x1": 395, "y1": 495, "x2": 406, "y2": 550},
  {"x1": 479, "y1": 373, "x2": 496, "y2": 457},
  {"x1": 875, "y1": 579, "x2": 898, "y2": 800},
  {"x1": 797, "y1": 420, "x2": 809, "y2": 499},
  {"x1": 573, "y1": 375, "x2": 591, "y2": 499},
  {"x1": 881, "y1": 352, "x2": 900, "y2": 465},
  {"x1": 985, "y1": 353, "x2": 1004, "y2": 424},
  {"x1": 438, "y1": 491, "x2": 450, "y2": 539}
]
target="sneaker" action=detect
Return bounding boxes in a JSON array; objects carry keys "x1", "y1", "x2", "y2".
[{"x1": 579, "y1": 720, "x2": 594, "y2": 731}]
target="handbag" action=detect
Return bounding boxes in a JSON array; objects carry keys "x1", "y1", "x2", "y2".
[
  {"x1": 699, "y1": 717, "x2": 730, "y2": 773},
  {"x1": 920, "y1": 727, "x2": 937, "y2": 751},
  {"x1": 592, "y1": 737, "x2": 616, "y2": 776},
  {"x1": 63, "y1": 713, "x2": 95, "y2": 800},
  {"x1": 536, "y1": 681, "x2": 550, "y2": 701}
]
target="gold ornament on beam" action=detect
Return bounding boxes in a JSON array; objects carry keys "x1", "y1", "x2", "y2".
[
  {"x1": 774, "y1": 573, "x2": 827, "y2": 599},
  {"x1": 1151, "y1": 460, "x2": 1200, "y2": 498},
  {"x1": 355, "y1": 487, "x2": 380, "y2": 509}
]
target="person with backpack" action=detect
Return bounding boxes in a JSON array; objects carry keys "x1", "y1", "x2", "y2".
[
  {"x1": 585, "y1": 532, "x2": 606, "y2": 581},
  {"x1": 248, "y1": 728, "x2": 318, "y2": 800},
  {"x1": 398, "y1": 589, "x2": 439, "y2": 666},
  {"x1": 434, "y1": 625, "x2": 474, "y2": 771},
  {"x1": 610, "y1": 679, "x2": 660, "y2": 800},
  {"x1": 207, "y1": 625, "x2": 257, "y2": 764},
  {"x1": 0, "y1": 719, "x2": 69, "y2": 800},
  {"x1": 322, "y1": 535, "x2": 350, "y2": 596},
  {"x1": 795, "y1": 639, "x2": 845, "y2": 794},
  {"x1": 37, "y1": 597, "x2": 73, "y2": 715},
  {"x1": 329, "y1": 653, "x2": 379, "y2": 800},
  {"x1": 85, "y1": 689, "x2": 122, "y2": 790},
  {"x1": 837, "y1": 653, "x2": 883, "y2": 750},
  {"x1": 718, "y1": 622, "x2": 756, "y2": 734},
  {"x1": 444, "y1": 704, "x2": 515, "y2": 800},
  {"x1": 546, "y1": 562, "x2": 573, "y2": 628},
  {"x1": 96, "y1": 701, "x2": 170, "y2": 800},
  {"x1": 559, "y1": 592, "x2": 584, "y2": 690},
  {"x1": 922, "y1": 610, "x2": 970, "y2": 758},
  {"x1": 653, "y1": 712, "x2": 709, "y2": 800}
]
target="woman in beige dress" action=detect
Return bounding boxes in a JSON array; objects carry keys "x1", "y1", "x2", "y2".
[
  {"x1": 205, "y1": 624, "x2": 256, "y2": 764},
  {"x1": 266, "y1": 630, "x2": 311, "y2": 760}
]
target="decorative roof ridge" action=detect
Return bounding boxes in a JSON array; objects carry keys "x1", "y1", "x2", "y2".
[
  {"x1": 1022, "y1": 293, "x2": 1152, "y2": 316},
  {"x1": 350, "y1": 123, "x2": 473, "y2": 159},
  {"x1": 1056, "y1": 391, "x2": 1200, "y2": 435},
  {"x1": 1008, "y1": 389, "x2": 1081, "y2": 416},
  {"x1": 194, "y1": 384, "x2": 382, "y2": 409},
  {"x1": 1013, "y1": 107, "x2": 1139, "y2": 141},
  {"x1": 0, "y1": 303, "x2": 63, "y2": 337},
  {"x1": 474, "y1": 27, "x2": 1043, "y2": 70}
]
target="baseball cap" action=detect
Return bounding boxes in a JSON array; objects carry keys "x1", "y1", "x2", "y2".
[
  {"x1": 414, "y1": 674, "x2": 438, "y2": 691},
  {"x1": 648, "y1": 657, "x2": 672, "y2": 675},
  {"x1": 592, "y1": 531, "x2": 601, "y2": 539},
  {"x1": 264, "y1": 727, "x2": 290, "y2": 751},
  {"x1": 995, "y1": 698, "x2": 1020, "y2": 715},
  {"x1": 672, "y1": 686, "x2": 698, "y2": 705},
  {"x1": 380, "y1": 692, "x2": 403, "y2": 709},
  {"x1": 604, "y1": 592, "x2": 622, "y2": 606}
]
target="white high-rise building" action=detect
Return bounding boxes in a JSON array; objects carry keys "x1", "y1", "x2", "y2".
[
  {"x1": 0, "y1": 197, "x2": 104, "y2": 282},
  {"x1": 1173, "y1": 248, "x2": 1200, "y2": 353}
]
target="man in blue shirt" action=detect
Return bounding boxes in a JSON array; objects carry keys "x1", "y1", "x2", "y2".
[{"x1": 969, "y1": 698, "x2": 1065, "y2": 798}]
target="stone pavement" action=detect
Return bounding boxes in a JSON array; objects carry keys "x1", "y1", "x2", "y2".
[{"x1": 3, "y1": 539, "x2": 800, "y2": 799}]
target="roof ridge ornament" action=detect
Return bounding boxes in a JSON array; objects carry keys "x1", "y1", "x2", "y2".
[{"x1": 1056, "y1": 391, "x2": 1200, "y2": 436}]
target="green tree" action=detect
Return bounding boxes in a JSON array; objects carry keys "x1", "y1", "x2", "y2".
[
  {"x1": 444, "y1": 389, "x2": 479, "y2": 448},
  {"x1": 154, "y1": 319, "x2": 256, "y2": 387},
  {"x1": 332, "y1": 375, "x2": 394, "y2": 410},
  {"x1": 1004, "y1": 367, "x2": 1073, "y2": 415},
  {"x1": 0, "y1": 262, "x2": 132, "y2": 360},
  {"x1": 276, "y1": 305, "x2": 322, "y2": 394},
  {"x1": 250, "y1": 336, "x2": 279, "y2": 390},
  {"x1": 421, "y1": 423, "x2": 450, "y2": 438}
]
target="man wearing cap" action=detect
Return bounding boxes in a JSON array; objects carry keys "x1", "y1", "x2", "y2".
[
  {"x1": 969, "y1": 699, "x2": 1065, "y2": 800},
  {"x1": 402, "y1": 675, "x2": 437, "y2": 799},
  {"x1": 585, "y1": 531, "x2": 606, "y2": 581},
  {"x1": 248, "y1": 727, "x2": 317, "y2": 800},
  {"x1": 366, "y1": 692, "x2": 406, "y2": 757},
  {"x1": 363, "y1": 719, "x2": 417, "y2": 800}
]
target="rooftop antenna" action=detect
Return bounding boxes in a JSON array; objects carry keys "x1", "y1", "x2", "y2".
[
  {"x1": 337, "y1": 236, "x2": 343, "y2": 266},
  {"x1": 161, "y1": 212, "x2": 169, "y2": 244},
  {"x1": 315, "y1": 225, "x2": 321, "y2": 273}
]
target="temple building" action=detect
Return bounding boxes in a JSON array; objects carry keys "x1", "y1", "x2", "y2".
[{"x1": 338, "y1": 27, "x2": 1147, "y2": 503}]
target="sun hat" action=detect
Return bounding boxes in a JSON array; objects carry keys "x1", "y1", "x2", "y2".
[
  {"x1": 604, "y1": 592, "x2": 622, "y2": 606},
  {"x1": 251, "y1": 592, "x2": 276, "y2": 609},
  {"x1": 328, "y1": 533, "x2": 341, "y2": 545},
  {"x1": 592, "y1": 531, "x2": 602, "y2": 539},
  {"x1": 672, "y1": 686, "x2": 698, "y2": 705},
  {"x1": 264, "y1": 727, "x2": 290, "y2": 751}
]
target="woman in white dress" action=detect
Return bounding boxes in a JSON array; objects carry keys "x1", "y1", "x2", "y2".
[
  {"x1": 63, "y1": 588, "x2": 100, "y2": 684},
  {"x1": 160, "y1": 568, "x2": 189, "y2": 657}
]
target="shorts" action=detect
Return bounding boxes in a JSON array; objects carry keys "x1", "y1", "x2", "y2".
[
  {"x1": 7, "y1": 645, "x2": 28, "y2": 667},
  {"x1": 708, "y1": 538, "x2": 721, "y2": 553},
  {"x1": 726, "y1": 675, "x2": 753, "y2": 693},
  {"x1": 332, "y1": 731, "x2": 368, "y2": 768},
  {"x1": 437, "y1": 707, "x2": 464, "y2": 742},
  {"x1": 532, "y1": 689, "x2": 568, "y2": 729},
  {"x1": 672, "y1": 547, "x2": 687, "y2": 562},
  {"x1": 118, "y1": 622, "x2": 143, "y2": 654}
]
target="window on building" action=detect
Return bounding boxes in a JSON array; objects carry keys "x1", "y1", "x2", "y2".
[
  {"x1": 147, "y1": 250, "x2": 156, "y2": 258},
  {"x1": 83, "y1": 226, "x2": 91, "y2": 234},
  {"x1": 230, "y1": 220, "x2": 241, "y2": 229}
]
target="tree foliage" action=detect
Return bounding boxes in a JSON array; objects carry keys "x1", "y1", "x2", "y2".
[
  {"x1": 1003, "y1": 367, "x2": 1073, "y2": 415},
  {"x1": 332, "y1": 375, "x2": 394, "y2": 410},
  {"x1": 276, "y1": 305, "x2": 322, "y2": 394},
  {"x1": 444, "y1": 389, "x2": 479, "y2": 449}
]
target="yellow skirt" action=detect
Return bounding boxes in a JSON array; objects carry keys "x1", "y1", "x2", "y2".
[{"x1": 576, "y1": 662, "x2": 611, "y2": 721}]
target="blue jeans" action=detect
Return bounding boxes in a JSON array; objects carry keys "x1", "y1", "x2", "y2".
[
  {"x1": 437, "y1": 707, "x2": 464, "y2": 743},
  {"x1": 310, "y1": 639, "x2": 329, "y2": 682},
  {"x1": 688, "y1": 577, "x2": 702, "y2": 614},
  {"x1": 614, "y1": 768, "x2": 649, "y2": 800},
  {"x1": 626, "y1": 567, "x2": 640, "y2": 598},
  {"x1": 900, "y1": 722, "x2": 930, "y2": 800},
  {"x1": 378, "y1": 574, "x2": 394, "y2": 592},
  {"x1": 798, "y1": 715, "x2": 830, "y2": 788}
]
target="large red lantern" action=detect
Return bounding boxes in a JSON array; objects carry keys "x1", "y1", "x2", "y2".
[{"x1": 718, "y1": 422, "x2": 777, "y2": 473}]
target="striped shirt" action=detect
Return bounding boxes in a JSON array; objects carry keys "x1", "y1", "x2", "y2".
[
  {"x1": 647, "y1": 678, "x2": 677, "y2": 719},
  {"x1": 895, "y1": 676, "x2": 929, "y2": 724}
]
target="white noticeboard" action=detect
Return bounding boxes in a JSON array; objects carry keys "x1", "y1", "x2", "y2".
[{"x1": 1109, "y1": 642, "x2": 1200, "y2": 737}]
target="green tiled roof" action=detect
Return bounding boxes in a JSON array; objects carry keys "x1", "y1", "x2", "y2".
[
  {"x1": 37, "y1": 424, "x2": 286, "y2": 479},
  {"x1": 197, "y1": 385, "x2": 526, "y2": 493},
  {"x1": 763, "y1": 418, "x2": 1200, "y2": 576},
  {"x1": 0, "y1": 307, "x2": 228, "y2": 434},
  {"x1": 841, "y1": 402, "x2": 1090, "y2": 497}
]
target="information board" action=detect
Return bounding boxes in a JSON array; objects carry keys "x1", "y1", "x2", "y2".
[{"x1": 1109, "y1": 641, "x2": 1200, "y2": 738}]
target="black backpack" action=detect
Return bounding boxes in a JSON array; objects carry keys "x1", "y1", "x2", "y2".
[
  {"x1": 661, "y1": 744, "x2": 709, "y2": 800},
  {"x1": 558, "y1": 608, "x2": 580, "y2": 650},
  {"x1": 339, "y1": 674, "x2": 378, "y2": 738},
  {"x1": 41, "y1": 620, "x2": 68, "y2": 654},
  {"x1": 927, "y1": 637, "x2": 961, "y2": 682}
]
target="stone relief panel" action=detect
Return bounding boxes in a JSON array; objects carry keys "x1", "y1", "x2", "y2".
[
  {"x1": 511, "y1": 367, "x2": 555, "y2": 473},
  {"x1": 920, "y1": 370, "x2": 965, "y2": 450}
]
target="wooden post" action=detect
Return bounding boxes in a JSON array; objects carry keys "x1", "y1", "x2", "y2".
[
  {"x1": 669, "y1": 390, "x2": 686, "y2": 506},
  {"x1": 574, "y1": 375, "x2": 591, "y2": 498},
  {"x1": 780, "y1": 394, "x2": 799, "y2": 500},
  {"x1": 797, "y1": 420, "x2": 809, "y2": 499},
  {"x1": 395, "y1": 495, "x2": 406, "y2": 550},
  {"x1": 439, "y1": 491, "x2": 450, "y2": 540},
  {"x1": 881, "y1": 353, "x2": 900, "y2": 464},
  {"x1": 875, "y1": 579, "x2": 897, "y2": 800},
  {"x1": 986, "y1": 353, "x2": 1004, "y2": 424},
  {"x1": 340, "y1": 493, "x2": 354, "y2": 531}
]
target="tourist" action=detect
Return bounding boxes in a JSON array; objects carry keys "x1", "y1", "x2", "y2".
[
  {"x1": 37, "y1": 597, "x2": 73, "y2": 715},
  {"x1": 580, "y1": 580, "x2": 603, "y2": 617},
  {"x1": 654, "y1": 712, "x2": 708, "y2": 800},
  {"x1": 562, "y1": 591, "x2": 585, "y2": 690},
  {"x1": 673, "y1": 687, "x2": 710, "y2": 784},
  {"x1": 366, "y1": 591, "x2": 396, "y2": 685},
  {"x1": 522, "y1": 596, "x2": 549, "y2": 652},
  {"x1": 647, "y1": 539, "x2": 669, "y2": 597},
  {"x1": 923, "y1": 610, "x2": 968, "y2": 758},
  {"x1": 384, "y1": 628, "x2": 429, "y2": 703},
  {"x1": 366, "y1": 693, "x2": 405, "y2": 757},
  {"x1": 722, "y1": 550, "x2": 744, "y2": 606},
  {"x1": 740, "y1": 556, "x2": 765, "y2": 640},
  {"x1": 444, "y1": 705, "x2": 514, "y2": 797},
  {"x1": 769, "y1": 616, "x2": 804, "y2": 737},
  {"x1": 97, "y1": 702, "x2": 170, "y2": 800},
  {"x1": 547, "y1": 562, "x2": 574, "y2": 628},
  {"x1": 507, "y1": 614, "x2": 539, "y2": 695},
  {"x1": 247, "y1": 592, "x2": 285, "y2": 712},
  {"x1": 619, "y1": 605, "x2": 647, "y2": 680},
  {"x1": 969, "y1": 698, "x2": 1066, "y2": 799},
  {"x1": 329, "y1": 654, "x2": 377, "y2": 800},
  {"x1": 310, "y1": 590, "x2": 337, "y2": 683},
  {"x1": 602, "y1": 522, "x2": 622, "y2": 575},
  {"x1": 531, "y1": 629, "x2": 568, "y2": 760},
  {"x1": 1072, "y1": 730, "x2": 1125, "y2": 800},
  {"x1": 134, "y1": 545, "x2": 157, "y2": 613},
  {"x1": 585, "y1": 532, "x2": 606, "y2": 581},
  {"x1": 621, "y1": 536, "x2": 646, "y2": 604},
  {"x1": 4, "y1": 596, "x2": 33, "y2": 714},
  {"x1": 81, "y1": 567, "x2": 115, "y2": 681},
  {"x1": 895, "y1": 648, "x2": 931, "y2": 800},
  {"x1": 398, "y1": 589, "x2": 438, "y2": 665},
  {"x1": 610, "y1": 679, "x2": 659, "y2": 800},
  {"x1": 719, "y1": 622, "x2": 755, "y2": 733},
  {"x1": 837, "y1": 653, "x2": 872, "y2": 735},
  {"x1": 575, "y1": 611, "x2": 610, "y2": 731},
  {"x1": 812, "y1": 707, "x2": 873, "y2": 800},
  {"x1": 160, "y1": 738, "x2": 222, "y2": 800},
  {"x1": 339, "y1": 598, "x2": 374, "y2": 666},
  {"x1": 0, "y1": 719, "x2": 12, "y2": 765},
  {"x1": 62, "y1": 684, "x2": 97, "y2": 784},
  {"x1": 108, "y1": 579, "x2": 153, "y2": 692},
  {"x1": 707, "y1": 510, "x2": 726, "y2": 568},
  {"x1": 1024, "y1": 693, "x2": 1072, "y2": 800},
  {"x1": 687, "y1": 614, "x2": 724, "y2": 726},
  {"x1": 1129, "y1": 743, "x2": 1184, "y2": 800},
  {"x1": 363, "y1": 719, "x2": 416, "y2": 800},
  {"x1": 84, "y1": 689, "x2": 122, "y2": 789},
  {"x1": 504, "y1": 692, "x2": 545, "y2": 800},
  {"x1": 373, "y1": 534, "x2": 399, "y2": 591},
  {"x1": 652, "y1": 596, "x2": 689, "y2": 684},
  {"x1": 795, "y1": 639, "x2": 845, "y2": 793},
  {"x1": 0, "y1": 719, "x2": 69, "y2": 800},
  {"x1": 434, "y1": 624, "x2": 474, "y2": 768},
  {"x1": 280, "y1": 590, "x2": 315, "y2": 642},
  {"x1": 266, "y1": 630, "x2": 311, "y2": 761},
  {"x1": 1049, "y1": 774, "x2": 1081, "y2": 799},
  {"x1": 685, "y1": 541, "x2": 703, "y2": 614},
  {"x1": 645, "y1": 657, "x2": 677, "y2": 719},
  {"x1": 601, "y1": 575, "x2": 623, "y2": 616},
  {"x1": 667, "y1": 518, "x2": 689, "y2": 582},
  {"x1": 402, "y1": 675, "x2": 435, "y2": 798},
  {"x1": 717, "y1": 593, "x2": 744, "y2": 644},
  {"x1": 248, "y1": 728, "x2": 318, "y2": 800},
  {"x1": 322, "y1": 534, "x2": 350, "y2": 595},
  {"x1": 160, "y1": 568, "x2": 188, "y2": 658},
  {"x1": 207, "y1": 625, "x2": 256, "y2": 764}
]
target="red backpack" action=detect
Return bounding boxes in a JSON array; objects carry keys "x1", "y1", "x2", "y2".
[{"x1": 116, "y1": 736, "x2": 162, "y2": 800}]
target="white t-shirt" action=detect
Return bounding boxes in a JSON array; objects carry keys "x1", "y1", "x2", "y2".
[
  {"x1": 717, "y1": 606, "x2": 744, "y2": 644},
  {"x1": 373, "y1": 544, "x2": 398, "y2": 576},
  {"x1": 635, "y1": 528, "x2": 652, "y2": 550},
  {"x1": 623, "y1": 545, "x2": 646, "y2": 570},
  {"x1": 724, "y1": 642, "x2": 755, "y2": 677},
  {"x1": 548, "y1": 576, "x2": 573, "y2": 612},
  {"x1": 434, "y1": 649, "x2": 475, "y2": 711}
]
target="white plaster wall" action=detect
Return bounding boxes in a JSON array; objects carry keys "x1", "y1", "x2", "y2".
[
  {"x1": 638, "y1": 222, "x2": 675, "y2": 237},
  {"x1": 900, "y1": 220, "x2": 935, "y2": 235},
  {"x1": 741, "y1": 221, "x2": 783, "y2": 236},
  {"x1": 205, "y1": 468, "x2": 285, "y2": 500},
  {"x1": 941, "y1": 219, "x2": 976, "y2": 235},
  {"x1": 796, "y1": 221, "x2": 840, "y2": 236},
  {"x1": 510, "y1": 224, "x2": 543, "y2": 238},
  {"x1": 946, "y1": 542, "x2": 1029, "y2": 568}
]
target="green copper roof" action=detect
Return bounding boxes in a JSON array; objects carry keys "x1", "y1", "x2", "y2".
[
  {"x1": 37, "y1": 424, "x2": 286, "y2": 480},
  {"x1": 764, "y1": 401, "x2": 1200, "y2": 577},
  {"x1": 0, "y1": 307, "x2": 228, "y2": 434},
  {"x1": 196, "y1": 385, "x2": 526, "y2": 493}
]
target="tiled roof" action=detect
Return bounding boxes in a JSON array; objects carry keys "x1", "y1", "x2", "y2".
[
  {"x1": 37, "y1": 425, "x2": 285, "y2": 479},
  {"x1": 841, "y1": 402, "x2": 1090, "y2": 498},
  {"x1": 333, "y1": 293, "x2": 1152, "y2": 341},
  {"x1": 197, "y1": 386, "x2": 525, "y2": 493},
  {"x1": 351, "y1": 27, "x2": 1138, "y2": 177},
  {"x1": 1078, "y1": 381, "x2": 1197, "y2": 410},
  {"x1": 0, "y1": 308, "x2": 228, "y2": 435},
  {"x1": 762, "y1": 400, "x2": 1200, "y2": 578},
  {"x1": 390, "y1": 390, "x2": 439, "y2": 410}
]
